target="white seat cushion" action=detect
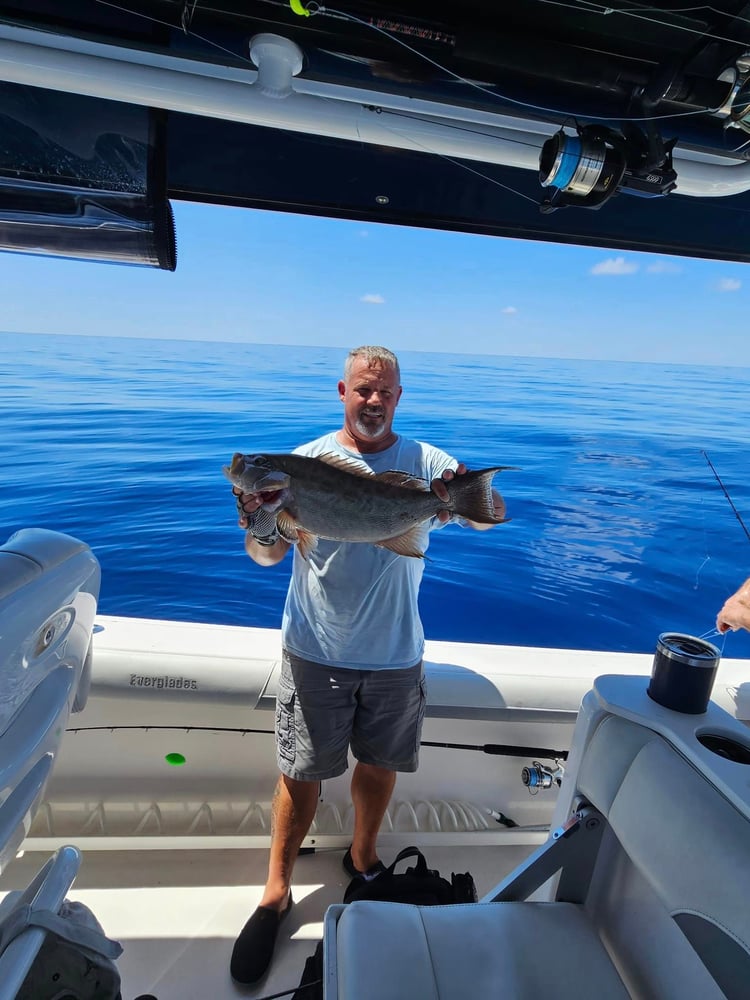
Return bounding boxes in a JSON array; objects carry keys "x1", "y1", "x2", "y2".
[{"x1": 334, "y1": 900, "x2": 630, "y2": 999}]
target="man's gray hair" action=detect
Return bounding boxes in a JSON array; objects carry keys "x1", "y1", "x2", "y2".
[{"x1": 344, "y1": 346, "x2": 401, "y2": 383}]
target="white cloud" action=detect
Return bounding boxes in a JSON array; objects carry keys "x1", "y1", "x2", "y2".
[
  {"x1": 590, "y1": 257, "x2": 639, "y2": 276},
  {"x1": 646, "y1": 260, "x2": 682, "y2": 274},
  {"x1": 360, "y1": 293, "x2": 385, "y2": 304},
  {"x1": 717, "y1": 278, "x2": 741, "y2": 292},
  {"x1": 501, "y1": 306, "x2": 517, "y2": 314}
]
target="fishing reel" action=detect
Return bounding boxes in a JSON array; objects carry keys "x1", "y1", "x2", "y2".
[
  {"x1": 522, "y1": 759, "x2": 565, "y2": 793},
  {"x1": 539, "y1": 122, "x2": 677, "y2": 213}
]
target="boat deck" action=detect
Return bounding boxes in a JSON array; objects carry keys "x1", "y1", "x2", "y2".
[{"x1": 0, "y1": 838, "x2": 539, "y2": 999}]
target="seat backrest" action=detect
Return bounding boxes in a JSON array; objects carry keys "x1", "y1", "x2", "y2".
[
  {"x1": 577, "y1": 714, "x2": 750, "y2": 1000},
  {"x1": 0, "y1": 528, "x2": 100, "y2": 873}
]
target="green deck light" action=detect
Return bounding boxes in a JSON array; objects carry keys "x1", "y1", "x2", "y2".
[{"x1": 165, "y1": 752, "x2": 186, "y2": 766}]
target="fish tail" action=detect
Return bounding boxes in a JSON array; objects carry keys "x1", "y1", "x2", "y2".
[{"x1": 451, "y1": 467, "x2": 512, "y2": 524}]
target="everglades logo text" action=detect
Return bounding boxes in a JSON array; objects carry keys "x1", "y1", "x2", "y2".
[{"x1": 130, "y1": 674, "x2": 198, "y2": 690}]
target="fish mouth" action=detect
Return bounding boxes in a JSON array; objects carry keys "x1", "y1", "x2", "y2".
[
  {"x1": 251, "y1": 471, "x2": 289, "y2": 493},
  {"x1": 256, "y1": 486, "x2": 285, "y2": 502}
]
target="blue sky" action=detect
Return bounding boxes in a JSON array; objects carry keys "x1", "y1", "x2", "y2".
[{"x1": 3, "y1": 199, "x2": 750, "y2": 366}]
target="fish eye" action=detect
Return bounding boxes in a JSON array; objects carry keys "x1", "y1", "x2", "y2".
[{"x1": 250, "y1": 455, "x2": 268, "y2": 466}]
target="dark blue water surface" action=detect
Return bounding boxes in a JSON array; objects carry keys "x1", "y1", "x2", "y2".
[{"x1": 2, "y1": 332, "x2": 749, "y2": 657}]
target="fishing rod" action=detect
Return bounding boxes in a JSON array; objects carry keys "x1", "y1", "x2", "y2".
[
  {"x1": 65, "y1": 725, "x2": 568, "y2": 761},
  {"x1": 702, "y1": 449, "x2": 750, "y2": 544},
  {"x1": 421, "y1": 740, "x2": 567, "y2": 761}
]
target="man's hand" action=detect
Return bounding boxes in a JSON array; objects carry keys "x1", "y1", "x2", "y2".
[
  {"x1": 232, "y1": 487, "x2": 264, "y2": 529},
  {"x1": 232, "y1": 487, "x2": 290, "y2": 565},
  {"x1": 716, "y1": 578, "x2": 750, "y2": 634},
  {"x1": 431, "y1": 464, "x2": 506, "y2": 528}
]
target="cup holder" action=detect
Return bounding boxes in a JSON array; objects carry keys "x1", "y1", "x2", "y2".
[{"x1": 697, "y1": 732, "x2": 750, "y2": 765}]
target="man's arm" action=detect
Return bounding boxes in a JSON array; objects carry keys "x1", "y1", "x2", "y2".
[
  {"x1": 244, "y1": 531, "x2": 291, "y2": 566},
  {"x1": 234, "y1": 488, "x2": 291, "y2": 566},
  {"x1": 716, "y1": 577, "x2": 750, "y2": 633},
  {"x1": 430, "y1": 463, "x2": 506, "y2": 530}
]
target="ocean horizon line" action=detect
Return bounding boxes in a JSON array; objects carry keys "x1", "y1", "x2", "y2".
[{"x1": 5, "y1": 329, "x2": 750, "y2": 374}]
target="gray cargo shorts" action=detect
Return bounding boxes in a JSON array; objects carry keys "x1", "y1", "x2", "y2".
[{"x1": 275, "y1": 648, "x2": 426, "y2": 781}]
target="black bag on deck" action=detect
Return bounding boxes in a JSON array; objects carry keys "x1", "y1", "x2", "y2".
[
  {"x1": 292, "y1": 846, "x2": 476, "y2": 999},
  {"x1": 343, "y1": 845, "x2": 477, "y2": 905}
]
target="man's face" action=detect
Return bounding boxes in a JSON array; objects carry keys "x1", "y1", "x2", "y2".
[{"x1": 339, "y1": 358, "x2": 402, "y2": 444}]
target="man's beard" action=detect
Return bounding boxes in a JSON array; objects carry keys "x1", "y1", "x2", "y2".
[{"x1": 355, "y1": 410, "x2": 387, "y2": 439}]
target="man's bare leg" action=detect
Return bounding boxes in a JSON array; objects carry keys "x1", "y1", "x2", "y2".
[
  {"x1": 259, "y1": 773, "x2": 319, "y2": 910},
  {"x1": 349, "y1": 762, "x2": 396, "y2": 872}
]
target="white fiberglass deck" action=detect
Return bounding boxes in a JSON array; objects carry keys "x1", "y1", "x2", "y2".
[{"x1": 0, "y1": 839, "x2": 537, "y2": 1000}]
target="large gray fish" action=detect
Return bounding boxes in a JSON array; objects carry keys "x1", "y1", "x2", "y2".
[{"x1": 224, "y1": 451, "x2": 512, "y2": 559}]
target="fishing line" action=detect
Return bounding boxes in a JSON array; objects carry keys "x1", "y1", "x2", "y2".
[
  {"x1": 356, "y1": 111, "x2": 542, "y2": 205},
  {"x1": 93, "y1": 0, "x2": 257, "y2": 66},
  {"x1": 538, "y1": 0, "x2": 750, "y2": 49},
  {"x1": 695, "y1": 484, "x2": 740, "y2": 595},
  {"x1": 375, "y1": 108, "x2": 546, "y2": 152},
  {"x1": 65, "y1": 725, "x2": 568, "y2": 759},
  {"x1": 694, "y1": 492, "x2": 719, "y2": 592},
  {"x1": 614, "y1": 2, "x2": 750, "y2": 34},
  {"x1": 702, "y1": 449, "x2": 750, "y2": 544},
  {"x1": 181, "y1": 0, "x2": 199, "y2": 33},
  {"x1": 697, "y1": 627, "x2": 728, "y2": 657},
  {"x1": 693, "y1": 551, "x2": 711, "y2": 591}
]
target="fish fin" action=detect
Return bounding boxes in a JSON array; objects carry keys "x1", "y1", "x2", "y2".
[
  {"x1": 315, "y1": 452, "x2": 376, "y2": 476},
  {"x1": 314, "y1": 454, "x2": 428, "y2": 490},
  {"x1": 373, "y1": 470, "x2": 430, "y2": 490},
  {"x1": 451, "y1": 467, "x2": 517, "y2": 525},
  {"x1": 276, "y1": 509, "x2": 318, "y2": 560},
  {"x1": 375, "y1": 526, "x2": 426, "y2": 559},
  {"x1": 296, "y1": 528, "x2": 318, "y2": 560},
  {"x1": 275, "y1": 509, "x2": 299, "y2": 543}
]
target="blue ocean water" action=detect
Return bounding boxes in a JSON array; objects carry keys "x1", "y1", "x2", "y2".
[{"x1": 2, "y1": 331, "x2": 749, "y2": 657}]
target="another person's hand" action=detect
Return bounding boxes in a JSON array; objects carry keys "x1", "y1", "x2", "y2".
[
  {"x1": 716, "y1": 578, "x2": 750, "y2": 633},
  {"x1": 431, "y1": 464, "x2": 506, "y2": 526}
]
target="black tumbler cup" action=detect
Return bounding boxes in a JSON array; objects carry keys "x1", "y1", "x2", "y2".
[{"x1": 647, "y1": 632, "x2": 721, "y2": 714}]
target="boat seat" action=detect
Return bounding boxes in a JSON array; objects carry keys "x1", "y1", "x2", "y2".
[
  {"x1": 0, "y1": 528, "x2": 101, "y2": 998},
  {"x1": 327, "y1": 899, "x2": 629, "y2": 999},
  {"x1": 324, "y1": 707, "x2": 750, "y2": 1000}
]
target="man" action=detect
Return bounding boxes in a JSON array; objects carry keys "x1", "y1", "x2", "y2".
[
  {"x1": 717, "y1": 578, "x2": 750, "y2": 633},
  {"x1": 229, "y1": 346, "x2": 505, "y2": 985}
]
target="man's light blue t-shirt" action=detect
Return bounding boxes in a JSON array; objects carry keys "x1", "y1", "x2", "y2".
[{"x1": 281, "y1": 432, "x2": 456, "y2": 670}]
